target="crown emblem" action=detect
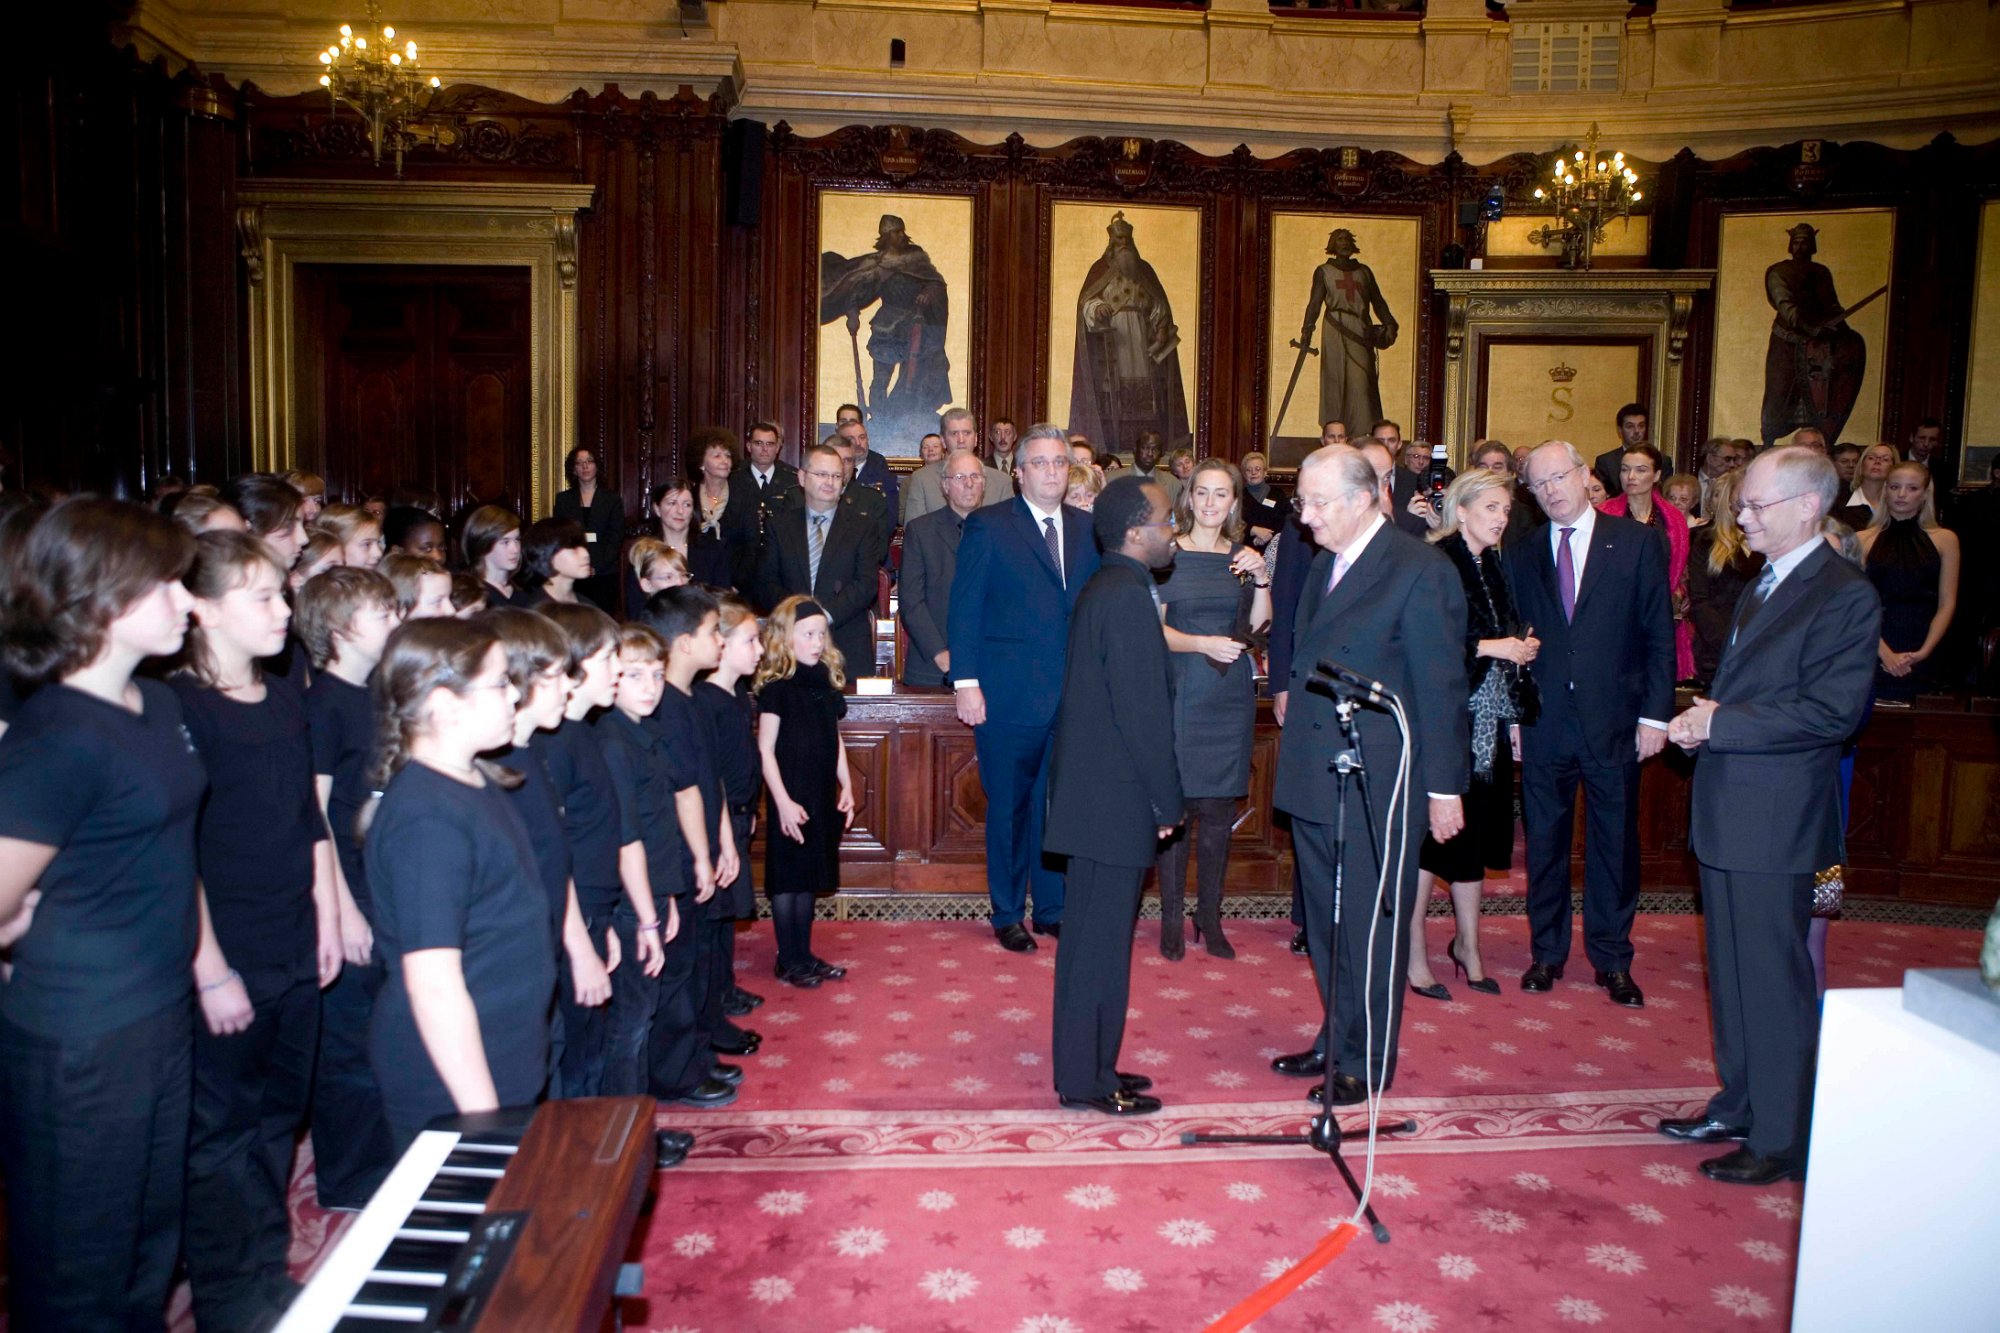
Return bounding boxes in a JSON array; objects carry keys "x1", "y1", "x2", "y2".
[{"x1": 1548, "y1": 360, "x2": 1577, "y2": 384}]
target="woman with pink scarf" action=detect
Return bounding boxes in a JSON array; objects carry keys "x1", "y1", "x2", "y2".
[{"x1": 1597, "y1": 444, "x2": 1693, "y2": 681}]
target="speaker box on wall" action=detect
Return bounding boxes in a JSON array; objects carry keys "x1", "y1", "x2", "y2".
[{"x1": 724, "y1": 119, "x2": 766, "y2": 228}]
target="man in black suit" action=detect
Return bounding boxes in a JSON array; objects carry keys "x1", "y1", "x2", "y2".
[
  {"x1": 1592, "y1": 402, "x2": 1670, "y2": 496},
  {"x1": 1270, "y1": 446, "x2": 1470, "y2": 1105},
  {"x1": 1368, "y1": 420, "x2": 1431, "y2": 538},
  {"x1": 755, "y1": 442, "x2": 888, "y2": 674},
  {"x1": 726, "y1": 421, "x2": 799, "y2": 587},
  {"x1": 1044, "y1": 476, "x2": 1184, "y2": 1116},
  {"x1": 1664, "y1": 447, "x2": 1880, "y2": 1185},
  {"x1": 899, "y1": 451, "x2": 986, "y2": 687},
  {"x1": 1510, "y1": 440, "x2": 1676, "y2": 1008}
]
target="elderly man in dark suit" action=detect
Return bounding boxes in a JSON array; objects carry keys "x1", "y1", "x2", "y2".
[
  {"x1": 1269, "y1": 445, "x2": 1470, "y2": 1106},
  {"x1": 1509, "y1": 439, "x2": 1676, "y2": 1009},
  {"x1": 948, "y1": 424, "x2": 1100, "y2": 951},
  {"x1": 1044, "y1": 476, "x2": 1184, "y2": 1116},
  {"x1": 756, "y1": 441, "x2": 889, "y2": 674},
  {"x1": 899, "y1": 451, "x2": 986, "y2": 687},
  {"x1": 1663, "y1": 447, "x2": 1880, "y2": 1185}
]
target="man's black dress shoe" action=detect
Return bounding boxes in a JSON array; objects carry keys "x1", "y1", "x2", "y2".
[
  {"x1": 1059, "y1": 1088, "x2": 1162, "y2": 1116},
  {"x1": 1271, "y1": 1050, "x2": 1327, "y2": 1078},
  {"x1": 712, "y1": 1028, "x2": 761, "y2": 1056},
  {"x1": 655, "y1": 1129, "x2": 690, "y2": 1169},
  {"x1": 1031, "y1": 920, "x2": 1062, "y2": 939},
  {"x1": 1116, "y1": 1071, "x2": 1153, "y2": 1093},
  {"x1": 724, "y1": 986, "x2": 765, "y2": 1016},
  {"x1": 1290, "y1": 929, "x2": 1310, "y2": 956},
  {"x1": 1305, "y1": 1074, "x2": 1369, "y2": 1107},
  {"x1": 775, "y1": 964, "x2": 823, "y2": 989},
  {"x1": 710, "y1": 1061, "x2": 743, "y2": 1086},
  {"x1": 1658, "y1": 1116, "x2": 1748, "y2": 1144},
  {"x1": 1520, "y1": 962, "x2": 1564, "y2": 992},
  {"x1": 668, "y1": 1077, "x2": 739, "y2": 1108},
  {"x1": 1595, "y1": 969, "x2": 1645, "y2": 1008},
  {"x1": 995, "y1": 923, "x2": 1038, "y2": 953},
  {"x1": 809, "y1": 956, "x2": 847, "y2": 981},
  {"x1": 1701, "y1": 1145, "x2": 1802, "y2": 1185}
]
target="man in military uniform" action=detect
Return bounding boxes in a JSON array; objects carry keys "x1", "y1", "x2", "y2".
[
  {"x1": 1301, "y1": 229, "x2": 1398, "y2": 436},
  {"x1": 1760, "y1": 223, "x2": 1866, "y2": 449}
]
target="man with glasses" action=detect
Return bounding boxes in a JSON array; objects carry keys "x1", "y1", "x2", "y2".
[
  {"x1": 900, "y1": 407, "x2": 1013, "y2": 525},
  {"x1": 1662, "y1": 447, "x2": 1879, "y2": 1185},
  {"x1": 1506, "y1": 440, "x2": 1676, "y2": 1010},
  {"x1": 755, "y1": 442, "x2": 889, "y2": 673},
  {"x1": 948, "y1": 425, "x2": 1101, "y2": 952},
  {"x1": 899, "y1": 451, "x2": 987, "y2": 687}
]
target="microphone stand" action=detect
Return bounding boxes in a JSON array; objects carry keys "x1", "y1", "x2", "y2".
[{"x1": 1181, "y1": 688, "x2": 1413, "y2": 1244}]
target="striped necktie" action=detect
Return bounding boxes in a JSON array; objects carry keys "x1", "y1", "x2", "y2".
[{"x1": 808, "y1": 513, "x2": 828, "y2": 589}]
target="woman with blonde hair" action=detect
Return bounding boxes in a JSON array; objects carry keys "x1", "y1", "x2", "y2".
[
  {"x1": 1840, "y1": 442, "x2": 1900, "y2": 524},
  {"x1": 313, "y1": 504, "x2": 385, "y2": 570},
  {"x1": 1404, "y1": 468, "x2": 1539, "y2": 1000},
  {"x1": 1683, "y1": 468, "x2": 1765, "y2": 688},
  {"x1": 1860, "y1": 460, "x2": 1960, "y2": 701},
  {"x1": 1153, "y1": 459, "x2": 1269, "y2": 959}
]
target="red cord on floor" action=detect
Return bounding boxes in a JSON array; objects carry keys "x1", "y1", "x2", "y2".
[{"x1": 1203, "y1": 1220, "x2": 1363, "y2": 1331}]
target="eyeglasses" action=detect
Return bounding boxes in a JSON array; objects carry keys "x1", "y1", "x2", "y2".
[
  {"x1": 802, "y1": 469, "x2": 844, "y2": 483},
  {"x1": 1736, "y1": 492, "x2": 1809, "y2": 518},
  {"x1": 1526, "y1": 465, "x2": 1583, "y2": 494},
  {"x1": 1290, "y1": 495, "x2": 1335, "y2": 514},
  {"x1": 943, "y1": 472, "x2": 983, "y2": 485},
  {"x1": 1021, "y1": 456, "x2": 1071, "y2": 472}
]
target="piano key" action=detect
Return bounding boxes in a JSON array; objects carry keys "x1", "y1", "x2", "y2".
[
  {"x1": 394, "y1": 1210, "x2": 474, "y2": 1244},
  {"x1": 333, "y1": 1318, "x2": 430, "y2": 1333},
  {"x1": 349, "y1": 1282, "x2": 438, "y2": 1315},
  {"x1": 415, "y1": 1174, "x2": 496, "y2": 1212},
  {"x1": 372, "y1": 1239, "x2": 460, "y2": 1282},
  {"x1": 435, "y1": 1150, "x2": 508, "y2": 1180}
]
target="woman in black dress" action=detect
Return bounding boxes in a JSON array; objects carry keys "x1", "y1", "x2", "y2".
[
  {"x1": 1684, "y1": 468, "x2": 1765, "y2": 688},
  {"x1": 0, "y1": 498, "x2": 203, "y2": 1330},
  {"x1": 1154, "y1": 459, "x2": 1270, "y2": 960},
  {"x1": 552, "y1": 446, "x2": 627, "y2": 611},
  {"x1": 1406, "y1": 470, "x2": 1540, "y2": 1000},
  {"x1": 362, "y1": 619, "x2": 556, "y2": 1145},
  {"x1": 1861, "y1": 461, "x2": 1961, "y2": 701},
  {"x1": 755, "y1": 596, "x2": 855, "y2": 987}
]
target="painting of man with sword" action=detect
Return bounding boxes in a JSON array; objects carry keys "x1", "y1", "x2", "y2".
[
  {"x1": 1298, "y1": 228, "x2": 1399, "y2": 440},
  {"x1": 820, "y1": 212, "x2": 954, "y2": 452}
]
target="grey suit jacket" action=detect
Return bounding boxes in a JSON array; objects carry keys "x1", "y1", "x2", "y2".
[
  {"x1": 1689, "y1": 541, "x2": 1880, "y2": 874},
  {"x1": 898, "y1": 506, "x2": 967, "y2": 686},
  {"x1": 901, "y1": 460, "x2": 1013, "y2": 524}
]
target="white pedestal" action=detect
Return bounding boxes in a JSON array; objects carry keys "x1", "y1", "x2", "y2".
[{"x1": 1792, "y1": 987, "x2": 2000, "y2": 1331}]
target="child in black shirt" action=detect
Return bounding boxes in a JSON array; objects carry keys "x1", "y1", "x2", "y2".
[
  {"x1": 298, "y1": 565, "x2": 401, "y2": 1209},
  {"x1": 0, "y1": 498, "x2": 203, "y2": 1331},
  {"x1": 697, "y1": 593, "x2": 768, "y2": 1023},
  {"x1": 174, "y1": 529, "x2": 339, "y2": 1330}
]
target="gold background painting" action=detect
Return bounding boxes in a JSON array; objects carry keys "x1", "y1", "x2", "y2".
[
  {"x1": 1484, "y1": 342, "x2": 1642, "y2": 457},
  {"x1": 816, "y1": 190, "x2": 974, "y2": 455},
  {"x1": 1486, "y1": 214, "x2": 1649, "y2": 259},
  {"x1": 1961, "y1": 200, "x2": 2000, "y2": 483},
  {"x1": 1265, "y1": 212, "x2": 1419, "y2": 464},
  {"x1": 1711, "y1": 207, "x2": 1895, "y2": 448},
  {"x1": 1046, "y1": 201, "x2": 1202, "y2": 449}
]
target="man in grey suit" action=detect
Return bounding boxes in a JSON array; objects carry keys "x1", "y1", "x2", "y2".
[
  {"x1": 1269, "y1": 446, "x2": 1470, "y2": 1106},
  {"x1": 902, "y1": 407, "x2": 1013, "y2": 524},
  {"x1": 1664, "y1": 447, "x2": 1879, "y2": 1185},
  {"x1": 899, "y1": 451, "x2": 986, "y2": 687}
]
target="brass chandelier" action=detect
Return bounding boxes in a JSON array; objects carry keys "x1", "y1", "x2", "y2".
[
  {"x1": 1528, "y1": 124, "x2": 1642, "y2": 271},
  {"x1": 316, "y1": 2, "x2": 449, "y2": 175}
]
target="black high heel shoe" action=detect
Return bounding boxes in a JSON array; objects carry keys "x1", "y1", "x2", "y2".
[
  {"x1": 1408, "y1": 978, "x2": 1451, "y2": 1002},
  {"x1": 1448, "y1": 937, "x2": 1501, "y2": 995}
]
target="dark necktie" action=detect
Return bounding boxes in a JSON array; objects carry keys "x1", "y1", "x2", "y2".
[
  {"x1": 1043, "y1": 516, "x2": 1063, "y2": 587},
  {"x1": 1557, "y1": 526, "x2": 1578, "y2": 623},
  {"x1": 808, "y1": 513, "x2": 827, "y2": 589},
  {"x1": 1730, "y1": 564, "x2": 1778, "y2": 647}
]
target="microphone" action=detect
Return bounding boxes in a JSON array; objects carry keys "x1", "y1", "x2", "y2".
[{"x1": 1312, "y1": 658, "x2": 1395, "y2": 705}]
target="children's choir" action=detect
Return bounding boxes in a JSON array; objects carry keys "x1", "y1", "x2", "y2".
[{"x1": 0, "y1": 478, "x2": 854, "y2": 1332}]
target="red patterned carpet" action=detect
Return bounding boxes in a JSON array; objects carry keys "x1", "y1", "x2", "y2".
[{"x1": 44, "y1": 911, "x2": 1979, "y2": 1332}]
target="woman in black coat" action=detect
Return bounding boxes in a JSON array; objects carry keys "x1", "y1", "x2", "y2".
[
  {"x1": 552, "y1": 446, "x2": 627, "y2": 612},
  {"x1": 1684, "y1": 468, "x2": 1764, "y2": 689},
  {"x1": 1406, "y1": 470, "x2": 1541, "y2": 1001}
]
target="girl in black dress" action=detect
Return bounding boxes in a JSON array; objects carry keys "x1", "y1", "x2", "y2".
[
  {"x1": 755, "y1": 596, "x2": 856, "y2": 988},
  {"x1": 0, "y1": 498, "x2": 202, "y2": 1331},
  {"x1": 698, "y1": 594, "x2": 768, "y2": 1025},
  {"x1": 174, "y1": 529, "x2": 341, "y2": 1330},
  {"x1": 361, "y1": 620, "x2": 557, "y2": 1146},
  {"x1": 1861, "y1": 462, "x2": 1961, "y2": 701},
  {"x1": 1406, "y1": 471, "x2": 1541, "y2": 1001}
]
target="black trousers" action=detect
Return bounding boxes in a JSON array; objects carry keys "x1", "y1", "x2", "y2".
[
  {"x1": 311, "y1": 952, "x2": 395, "y2": 1208},
  {"x1": 1295, "y1": 813, "x2": 1418, "y2": 1086},
  {"x1": 1699, "y1": 863, "x2": 1819, "y2": 1161},
  {"x1": 647, "y1": 896, "x2": 711, "y2": 1097},
  {"x1": 0, "y1": 998, "x2": 192, "y2": 1333},
  {"x1": 690, "y1": 895, "x2": 731, "y2": 1049},
  {"x1": 601, "y1": 905, "x2": 658, "y2": 1098},
  {"x1": 186, "y1": 965, "x2": 320, "y2": 1331},
  {"x1": 556, "y1": 904, "x2": 616, "y2": 1099},
  {"x1": 1050, "y1": 857, "x2": 1144, "y2": 1101},
  {"x1": 1522, "y1": 718, "x2": 1643, "y2": 973}
]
